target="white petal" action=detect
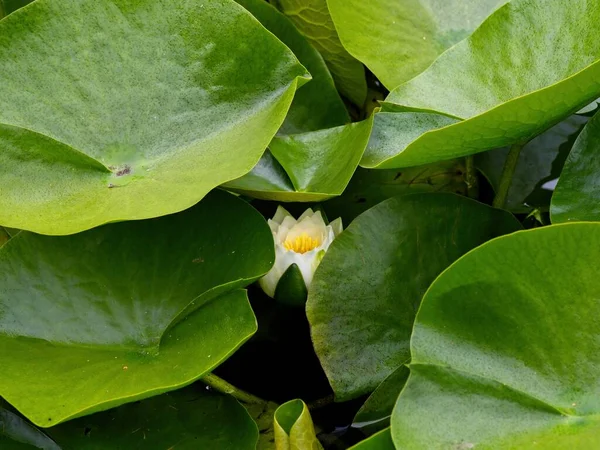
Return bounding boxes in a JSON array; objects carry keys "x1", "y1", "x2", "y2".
[
  {"x1": 272, "y1": 205, "x2": 293, "y2": 225},
  {"x1": 297, "y1": 208, "x2": 315, "y2": 221},
  {"x1": 329, "y1": 217, "x2": 343, "y2": 236},
  {"x1": 267, "y1": 219, "x2": 280, "y2": 233}
]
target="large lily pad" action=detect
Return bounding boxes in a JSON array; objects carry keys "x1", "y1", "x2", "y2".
[
  {"x1": 551, "y1": 112, "x2": 600, "y2": 222},
  {"x1": 362, "y1": 0, "x2": 600, "y2": 169},
  {"x1": 327, "y1": 0, "x2": 506, "y2": 90},
  {"x1": 0, "y1": 0, "x2": 308, "y2": 235},
  {"x1": 307, "y1": 193, "x2": 521, "y2": 401},
  {"x1": 392, "y1": 223, "x2": 600, "y2": 449},
  {"x1": 0, "y1": 190, "x2": 272, "y2": 426},
  {"x1": 235, "y1": 0, "x2": 348, "y2": 134},
  {"x1": 2, "y1": 386, "x2": 258, "y2": 449},
  {"x1": 225, "y1": 118, "x2": 373, "y2": 201},
  {"x1": 271, "y1": 0, "x2": 367, "y2": 106}
]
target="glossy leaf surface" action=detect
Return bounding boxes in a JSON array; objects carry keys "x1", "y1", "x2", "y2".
[
  {"x1": 274, "y1": 399, "x2": 322, "y2": 450},
  {"x1": 0, "y1": 0, "x2": 308, "y2": 235},
  {"x1": 327, "y1": 0, "x2": 506, "y2": 90},
  {"x1": 349, "y1": 429, "x2": 394, "y2": 450},
  {"x1": 271, "y1": 0, "x2": 367, "y2": 105},
  {"x1": 0, "y1": 191, "x2": 271, "y2": 426},
  {"x1": 551, "y1": 112, "x2": 600, "y2": 222},
  {"x1": 225, "y1": 119, "x2": 372, "y2": 201},
  {"x1": 307, "y1": 194, "x2": 521, "y2": 400},
  {"x1": 362, "y1": 0, "x2": 600, "y2": 169},
  {"x1": 393, "y1": 224, "x2": 600, "y2": 449},
  {"x1": 235, "y1": 0, "x2": 349, "y2": 134}
]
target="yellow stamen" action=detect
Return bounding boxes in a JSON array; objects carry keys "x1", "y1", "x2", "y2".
[{"x1": 283, "y1": 233, "x2": 321, "y2": 254}]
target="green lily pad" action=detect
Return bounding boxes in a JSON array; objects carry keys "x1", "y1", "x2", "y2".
[
  {"x1": 0, "y1": 0, "x2": 32, "y2": 17},
  {"x1": 2, "y1": 386, "x2": 258, "y2": 450},
  {"x1": 551, "y1": 112, "x2": 600, "y2": 222},
  {"x1": 307, "y1": 193, "x2": 521, "y2": 401},
  {"x1": 392, "y1": 223, "x2": 600, "y2": 449},
  {"x1": 49, "y1": 386, "x2": 258, "y2": 449},
  {"x1": 0, "y1": 0, "x2": 308, "y2": 235},
  {"x1": 327, "y1": 0, "x2": 506, "y2": 90},
  {"x1": 323, "y1": 159, "x2": 467, "y2": 225},
  {"x1": 225, "y1": 118, "x2": 373, "y2": 201},
  {"x1": 0, "y1": 190, "x2": 272, "y2": 426},
  {"x1": 362, "y1": 0, "x2": 600, "y2": 169},
  {"x1": 477, "y1": 114, "x2": 588, "y2": 213},
  {"x1": 271, "y1": 0, "x2": 367, "y2": 106},
  {"x1": 349, "y1": 429, "x2": 394, "y2": 450},
  {"x1": 274, "y1": 399, "x2": 322, "y2": 450},
  {"x1": 353, "y1": 365, "x2": 409, "y2": 435},
  {"x1": 235, "y1": 0, "x2": 349, "y2": 134}
]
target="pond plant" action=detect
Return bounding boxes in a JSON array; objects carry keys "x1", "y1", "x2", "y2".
[{"x1": 1, "y1": 0, "x2": 600, "y2": 448}]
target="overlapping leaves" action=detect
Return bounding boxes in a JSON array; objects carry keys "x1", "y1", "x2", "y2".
[{"x1": 0, "y1": 191, "x2": 271, "y2": 426}]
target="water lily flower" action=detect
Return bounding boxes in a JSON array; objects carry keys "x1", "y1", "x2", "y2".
[{"x1": 259, "y1": 206, "x2": 343, "y2": 300}]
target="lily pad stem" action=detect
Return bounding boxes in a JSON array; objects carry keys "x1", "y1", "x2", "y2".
[
  {"x1": 465, "y1": 155, "x2": 478, "y2": 199},
  {"x1": 492, "y1": 141, "x2": 527, "y2": 209},
  {"x1": 202, "y1": 373, "x2": 266, "y2": 404}
]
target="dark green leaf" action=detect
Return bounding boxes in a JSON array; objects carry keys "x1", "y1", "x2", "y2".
[
  {"x1": 393, "y1": 223, "x2": 600, "y2": 448},
  {"x1": 235, "y1": 0, "x2": 349, "y2": 134},
  {"x1": 349, "y1": 429, "x2": 394, "y2": 450},
  {"x1": 271, "y1": 0, "x2": 367, "y2": 105},
  {"x1": 275, "y1": 264, "x2": 308, "y2": 307},
  {"x1": 362, "y1": 0, "x2": 600, "y2": 168},
  {"x1": 307, "y1": 194, "x2": 521, "y2": 401},
  {"x1": 0, "y1": 0, "x2": 308, "y2": 235},
  {"x1": 551, "y1": 112, "x2": 600, "y2": 222},
  {"x1": 0, "y1": 191, "x2": 271, "y2": 426},
  {"x1": 477, "y1": 115, "x2": 588, "y2": 213},
  {"x1": 0, "y1": 407, "x2": 60, "y2": 450}
]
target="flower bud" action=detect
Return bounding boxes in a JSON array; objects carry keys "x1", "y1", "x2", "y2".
[{"x1": 259, "y1": 206, "x2": 343, "y2": 303}]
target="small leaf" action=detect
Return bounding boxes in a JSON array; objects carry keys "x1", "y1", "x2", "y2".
[
  {"x1": 477, "y1": 115, "x2": 588, "y2": 213},
  {"x1": 235, "y1": 0, "x2": 349, "y2": 134},
  {"x1": 274, "y1": 400, "x2": 323, "y2": 450},
  {"x1": 349, "y1": 429, "x2": 394, "y2": 450},
  {"x1": 353, "y1": 366, "x2": 409, "y2": 435},
  {"x1": 225, "y1": 118, "x2": 373, "y2": 202},
  {"x1": 272, "y1": 0, "x2": 367, "y2": 105},
  {"x1": 0, "y1": 407, "x2": 60, "y2": 450},
  {"x1": 307, "y1": 193, "x2": 521, "y2": 400},
  {"x1": 327, "y1": 0, "x2": 507, "y2": 90},
  {"x1": 362, "y1": 0, "x2": 600, "y2": 169},
  {"x1": 0, "y1": 191, "x2": 272, "y2": 426},
  {"x1": 393, "y1": 223, "x2": 600, "y2": 448},
  {"x1": 551, "y1": 112, "x2": 600, "y2": 222},
  {"x1": 275, "y1": 264, "x2": 309, "y2": 307}
]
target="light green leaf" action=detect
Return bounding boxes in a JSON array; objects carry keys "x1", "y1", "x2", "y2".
[
  {"x1": 393, "y1": 223, "x2": 600, "y2": 449},
  {"x1": 362, "y1": 0, "x2": 600, "y2": 169},
  {"x1": 323, "y1": 159, "x2": 467, "y2": 225},
  {"x1": 0, "y1": 190, "x2": 272, "y2": 427},
  {"x1": 477, "y1": 115, "x2": 588, "y2": 213},
  {"x1": 274, "y1": 400, "x2": 323, "y2": 450},
  {"x1": 327, "y1": 0, "x2": 506, "y2": 90},
  {"x1": 349, "y1": 429, "x2": 394, "y2": 450},
  {"x1": 353, "y1": 366, "x2": 409, "y2": 435},
  {"x1": 225, "y1": 118, "x2": 373, "y2": 201},
  {"x1": 235, "y1": 0, "x2": 349, "y2": 134},
  {"x1": 307, "y1": 193, "x2": 521, "y2": 401},
  {"x1": 551, "y1": 112, "x2": 600, "y2": 222},
  {"x1": 271, "y1": 0, "x2": 367, "y2": 106},
  {"x1": 0, "y1": 0, "x2": 308, "y2": 235}
]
